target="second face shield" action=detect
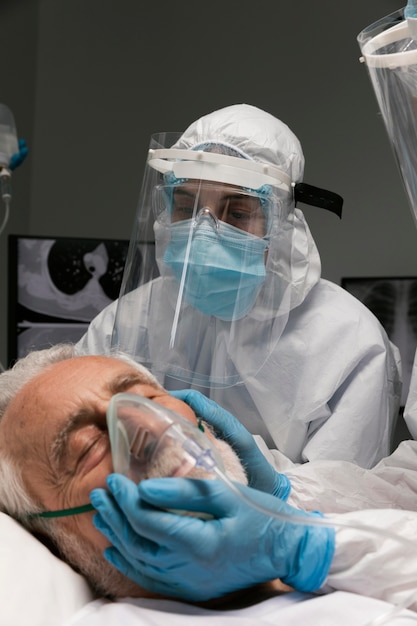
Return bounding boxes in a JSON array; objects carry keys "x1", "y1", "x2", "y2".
[{"x1": 358, "y1": 9, "x2": 417, "y2": 228}]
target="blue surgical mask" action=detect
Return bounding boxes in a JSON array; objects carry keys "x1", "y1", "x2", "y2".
[{"x1": 163, "y1": 218, "x2": 268, "y2": 320}]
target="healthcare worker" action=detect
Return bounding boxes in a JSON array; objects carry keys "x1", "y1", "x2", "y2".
[
  {"x1": 90, "y1": 8, "x2": 417, "y2": 612},
  {"x1": 77, "y1": 104, "x2": 401, "y2": 467}
]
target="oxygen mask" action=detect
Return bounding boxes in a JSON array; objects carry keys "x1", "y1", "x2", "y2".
[{"x1": 106, "y1": 392, "x2": 226, "y2": 483}]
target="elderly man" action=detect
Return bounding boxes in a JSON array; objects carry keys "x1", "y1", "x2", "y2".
[
  {"x1": 0, "y1": 345, "x2": 416, "y2": 624},
  {"x1": 0, "y1": 344, "x2": 333, "y2": 605}
]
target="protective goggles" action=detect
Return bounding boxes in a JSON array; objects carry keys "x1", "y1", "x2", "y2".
[{"x1": 153, "y1": 181, "x2": 274, "y2": 237}]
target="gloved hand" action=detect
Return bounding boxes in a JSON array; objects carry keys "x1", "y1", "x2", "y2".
[
  {"x1": 170, "y1": 389, "x2": 290, "y2": 500},
  {"x1": 91, "y1": 474, "x2": 335, "y2": 602},
  {"x1": 405, "y1": 0, "x2": 417, "y2": 19},
  {"x1": 9, "y1": 138, "x2": 28, "y2": 171}
]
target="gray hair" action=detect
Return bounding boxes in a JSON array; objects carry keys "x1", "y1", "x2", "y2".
[
  {"x1": 0, "y1": 343, "x2": 77, "y2": 421},
  {"x1": 0, "y1": 343, "x2": 160, "y2": 421}
]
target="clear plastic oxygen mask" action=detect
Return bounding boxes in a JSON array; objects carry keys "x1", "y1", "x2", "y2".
[
  {"x1": 106, "y1": 394, "x2": 417, "y2": 625},
  {"x1": 106, "y1": 392, "x2": 226, "y2": 483}
]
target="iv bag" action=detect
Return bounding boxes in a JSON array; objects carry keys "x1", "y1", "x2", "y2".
[{"x1": 0, "y1": 104, "x2": 18, "y2": 169}]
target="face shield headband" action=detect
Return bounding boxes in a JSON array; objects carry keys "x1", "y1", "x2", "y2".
[{"x1": 148, "y1": 147, "x2": 292, "y2": 192}]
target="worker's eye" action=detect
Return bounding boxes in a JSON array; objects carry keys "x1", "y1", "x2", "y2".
[
  {"x1": 222, "y1": 198, "x2": 265, "y2": 232},
  {"x1": 172, "y1": 206, "x2": 195, "y2": 221},
  {"x1": 171, "y1": 193, "x2": 196, "y2": 222},
  {"x1": 226, "y1": 205, "x2": 252, "y2": 222}
]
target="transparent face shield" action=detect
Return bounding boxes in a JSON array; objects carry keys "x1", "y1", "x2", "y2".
[
  {"x1": 111, "y1": 133, "x2": 297, "y2": 389},
  {"x1": 358, "y1": 8, "x2": 417, "y2": 227}
]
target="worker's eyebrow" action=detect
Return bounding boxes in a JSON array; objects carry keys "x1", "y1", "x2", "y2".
[{"x1": 173, "y1": 187, "x2": 195, "y2": 199}]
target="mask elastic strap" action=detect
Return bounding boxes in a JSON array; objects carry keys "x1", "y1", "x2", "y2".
[{"x1": 24, "y1": 503, "x2": 95, "y2": 519}]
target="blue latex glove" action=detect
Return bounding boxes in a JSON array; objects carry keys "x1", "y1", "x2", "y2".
[
  {"x1": 170, "y1": 389, "x2": 290, "y2": 500},
  {"x1": 91, "y1": 474, "x2": 335, "y2": 602},
  {"x1": 405, "y1": 0, "x2": 417, "y2": 18},
  {"x1": 9, "y1": 138, "x2": 28, "y2": 171}
]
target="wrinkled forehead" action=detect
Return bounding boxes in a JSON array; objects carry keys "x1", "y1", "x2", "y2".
[{"x1": 0, "y1": 356, "x2": 162, "y2": 446}]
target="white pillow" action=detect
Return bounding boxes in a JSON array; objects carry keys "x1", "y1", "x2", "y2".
[{"x1": 0, "y1": 512, "x2": 94, "y2": 626}]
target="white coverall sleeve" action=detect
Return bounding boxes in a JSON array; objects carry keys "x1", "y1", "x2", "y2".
[
  {"x1": 75, "y1": 300, "x2": 117, "y2": 355},
  {"x1": 404, "y1": 347, "x2": 417, "y2": 438},
  {"x1": 323, "y1": 509, "x2": 417, "y2": 611},
  {"x1": 257, "y1": 280, "x2": 403, "y2": 467},
  {"x1": 260, "y1": 439, "x2": 417, "y2": 610},
  {"x1": 299, "y1": 334, "x2": 402, "y2": 468},
  {"x1": 258, "y1": 439, "x2": 417, "y2": 514}
]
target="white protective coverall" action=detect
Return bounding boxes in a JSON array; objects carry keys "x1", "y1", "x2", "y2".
[
  {"x1": 77, "y1": 104, "x2": 402, "y2": 468},
  {"x1": 235, "y1": 357, "x2": 417, "y2": 612},
  {"x1": 404, "y1": 349, "x2": 417, "y2": 439}
]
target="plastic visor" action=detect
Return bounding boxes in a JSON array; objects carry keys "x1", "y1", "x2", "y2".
[
  {"x1": 358, "y1": 8, "x2": 417, "y2": 227},
  {"x1": 111, "y1": 133, "x2": 295, "y2": 389}
]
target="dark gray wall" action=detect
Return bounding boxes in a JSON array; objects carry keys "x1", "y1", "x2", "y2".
[
  {"x1": 0, "y1": 0, "x2": 37, "y2": 370},
  {"x1": 1, "y1": 0, "x2": 415, "y2": 368}
]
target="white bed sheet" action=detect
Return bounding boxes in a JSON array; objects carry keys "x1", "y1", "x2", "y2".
[
  {"x1": 0, "y1": 512, "x2": 94, "y2": 626},
  {"x1": 64, "y1": 591, "x2": 417, "y2": 625}
]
